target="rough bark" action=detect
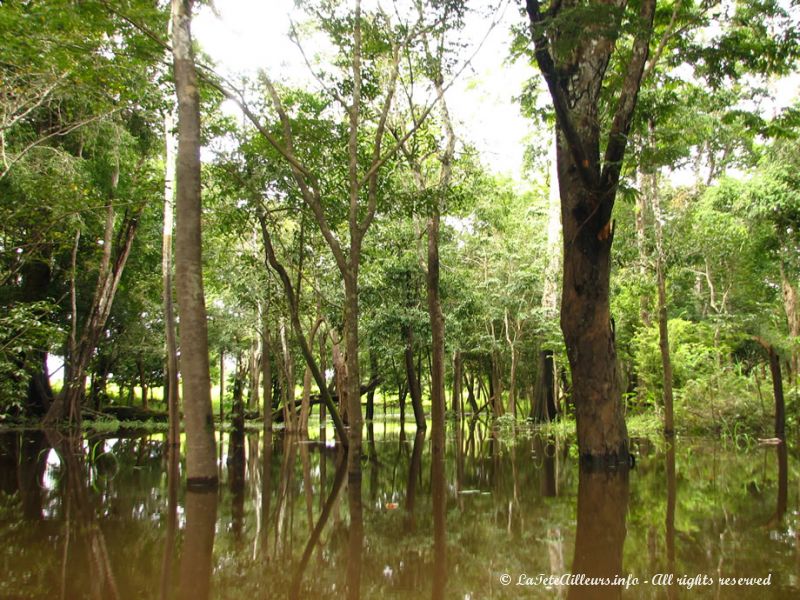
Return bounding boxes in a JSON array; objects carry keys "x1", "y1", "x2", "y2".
[
  {"x1": 527, "y1": 0, "x2": 656, "y2": 463},
  {"x1": 171, "y1": 0, "x2": 217, "y2": 486}
]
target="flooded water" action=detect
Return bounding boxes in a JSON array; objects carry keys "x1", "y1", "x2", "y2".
[{"x1": 0, "y1": 421, "x2": 798, "y2": 599}]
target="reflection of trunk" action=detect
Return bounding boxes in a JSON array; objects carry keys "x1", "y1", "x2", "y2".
[
  {"x1": 159, "y1": 443, "x2": 179, "y2": 600},
  {"x1": 229, "y1": 429, "x2": 245, "y2": 540},
  {"x1": 346, "y1": 458, "x2": 363, "y2": 600},
  {"x1": 405, "y1": 430, "x2": 425, "y2": 531},
  {"x1": 178, "y1": 490, "x2": 218, "y2": 600},
  {"x1": 665, "y1": 441, "x2": 677, "y2": 600},
  {"x1": 568, "y1": 468, "x2": 629, "y2": 600},
  {"x1": 771, "y1": 442, "x2": 788, "y2": 526},
  {"x1": 50, "y1": 433, "x2": 120, "y2": 600},
  {"x1": 171, "y1": 0, "x2": 217, "y2": 485},
  {"x1": 532, "y1": 350, "x2": 558, "y2": 422},
  {"x1": 537, "y1": 436, "x2": 557, "y2": 498},
  {"x1": 289, "y1": 452, "x2": 346, "y2": 599},
  {"x1": 403, "y1": 324, "x2": 426, "y2": 429},
  {"x1": 260, "y1": 434, "x2": 273, "y2": 558},
  {"x1": 431, "y1": 426, "x2": 447, "y2": 600}
]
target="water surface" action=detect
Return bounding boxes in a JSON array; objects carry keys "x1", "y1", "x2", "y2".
[{"x1": 0, "y1": 421, "x2": 797, "y2": 599}]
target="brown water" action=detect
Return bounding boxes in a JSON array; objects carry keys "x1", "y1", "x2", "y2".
[{"x1": 0, "y1": 421, "x2": 797, "y2": 599}]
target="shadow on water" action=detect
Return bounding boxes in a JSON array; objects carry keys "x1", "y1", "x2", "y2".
[{"x1": 1, "y1": 420, "x2": 799, "y2": 598}]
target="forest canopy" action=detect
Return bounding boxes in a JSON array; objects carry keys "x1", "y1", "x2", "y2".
[{"x1": 0, "y1": 0, "x2": 799, "y2": 453}]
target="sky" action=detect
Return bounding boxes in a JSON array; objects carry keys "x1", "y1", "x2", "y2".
[{"x1": 192, "y1": 0, "x2": 536, "y2": 183}]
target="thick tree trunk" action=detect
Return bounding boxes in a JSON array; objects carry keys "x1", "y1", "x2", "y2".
[
  {"x1": 559, "y1": 136, "x2": 627, "y2": 461},
  {"x1": 163, "y1": 108, "x2": 180, "y2": 449},
  {"x1": 171, "y1": 0, "x2": 217, "y2": 486},
  {"x1": 527, "y1": 0, "x2": 656, "y2": 464}
]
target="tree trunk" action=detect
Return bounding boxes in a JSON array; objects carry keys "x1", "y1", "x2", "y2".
[
  {"x1": 171, "y1": 0, "x2": 217, "y2": 486},
  {"x1": 21, "y1": 255, "x2": 53, "y2": 415},
  {"x1": 769, "y1": 347, "x2": 786, "y2": 440},
  {"x1": 527, "y1": 0, "x2": 656, "y2": 464},
  {"x1": 451, "y1": 351, "x2": 462, "y2": 415},
  {"x1": 248, "y1": 336, "x2": 260, "y2": 412},
  {"x1": 490, "y1": 352, "x2": 504, "y2": 417},
  {"x1": 366, "y1": 350, "x2": 377, "y2": 421},
  {"x1": 428, "y1": 207, "x2": 446, "y2": 447},
  {"x1": 163, "y1": 107, "x2": 180, "y2": 449},
  {"x1": 403, "y1": 324, "x2": 426, "y2": 429},
  {"x1": 531, "y1": 350, "x2": 558, "y2": 422},
  {"x1": 262, "y1": 324, "x2": 273, "y2": 433},
  {"x1": 343, "y1": 268, "x2": 363, "y2": 479}
]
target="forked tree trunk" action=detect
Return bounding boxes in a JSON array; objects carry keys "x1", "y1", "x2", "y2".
[
  {"x1": 171, "y1": 0, "x2": 217, "y2": 486},
  {"x1": 527, "y1": 0, "x2": 656, "y2": 463}
]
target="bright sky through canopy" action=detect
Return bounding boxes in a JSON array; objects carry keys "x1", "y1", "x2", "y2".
[{"x1": 193, "y1": 0, "x2": 534, "y2": 183}]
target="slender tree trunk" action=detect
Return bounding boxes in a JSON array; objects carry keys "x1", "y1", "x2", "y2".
[
  {"x1": 171, "y1": 0, "x2": 217, "y2": 486},
  {"x1": 262, "y1": 323, "x2": 273, "y2": 433},
  {"x1": 343, "y1": 269, "x2": 363, "y2": 479},
  {"x1": 219, "y1": 349, "x2": 224, "y2": 424},
  {"x1": 452, "y1": 351, "x2": 462, "y2": 415},
  {"x1": 769, "y1": 347, "x2": 786, "y2": 440},
  {"x1": 366, "y1": 350, "x2": 377, "y2": 421},
  {"x1": 163, "y1": 108, "x2": 180, "y2": 449},
  {"x1": 403, "y1": 324, "x2": 426, "y2": 429},
  {"x1": 780, "y1": 263, "x2": 799, "y2": 383}
]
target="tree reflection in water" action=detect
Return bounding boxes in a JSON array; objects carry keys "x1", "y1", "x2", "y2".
[
  {"x1": 568, "y1": 466, "x2": 629, "y2": 600},
  {"x1": 178, "y1": 488, "x2": 217, "y2": 600}
]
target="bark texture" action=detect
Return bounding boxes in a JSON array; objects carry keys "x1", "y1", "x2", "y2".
[
  {"x1": 172, "y1": 0, "x2": 217, "y2": 486},
  {"x1": 527, "y1": 0, "x2": 656, "y2": 462}
]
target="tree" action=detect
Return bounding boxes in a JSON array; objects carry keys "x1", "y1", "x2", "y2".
[
  {"x1": 525, "y1": 0, "x2": 657, "y2": 463},
  {"x1": 171, "y1": 0, "x2": 217, "y2": 486}
]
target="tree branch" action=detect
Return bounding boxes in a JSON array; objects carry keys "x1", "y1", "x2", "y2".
[{"x1": 526, "y1": 0, "x2": 598, "y2": 190}]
